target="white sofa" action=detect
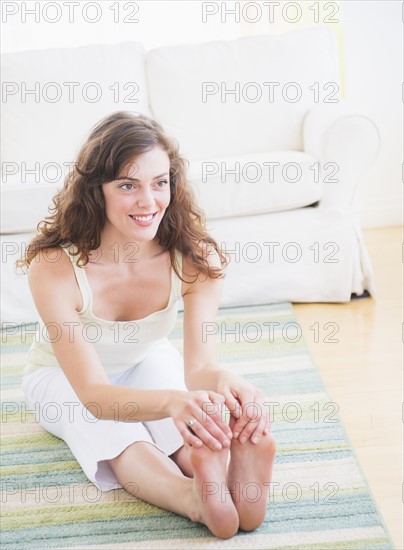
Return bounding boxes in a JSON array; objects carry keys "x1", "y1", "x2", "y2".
[{"x1": 1, "y1": 28, "x2": 380, "y2": 325}]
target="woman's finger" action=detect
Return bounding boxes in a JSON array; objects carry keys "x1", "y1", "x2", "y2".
[
  {"x1": 235, "y1": 397, "x2": 262, "y2": 443},
  {"x1": 179, "y1": 423, "x2": 203, "y2": 448},
  {"x1": 198, "y1": 409, "x2": 232, "y2": 448},
  {"x1": 239, "y1": 398, "x2": 270, "y2": 443},
  {"x1": 231, "y1": 389, "x2": 257, "y2": 438},
  {"x1": 221, "y1": 388, "x2": 242, "y2": 420},
  {"x1": 206, "y1": 391, "x2": 233, "y2": 439},
  {"x1": 245, "y1": 412, "x2": 267, "y2": 444},
  {"x1": 186, "y1": 417, "x2": 226, "y2": 451}
]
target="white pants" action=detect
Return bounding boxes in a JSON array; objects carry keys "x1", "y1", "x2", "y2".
[{"x1": 21, "y1": 338, "x2": 187, "y2": 492}]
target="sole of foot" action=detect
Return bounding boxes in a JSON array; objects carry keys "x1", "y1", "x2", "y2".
[
  {"x1": 227, "y1": 433, "x2": 276, "y2": 532},
  {"x1": 188, "y1": 443, "x2": 239, "y2": 539}
]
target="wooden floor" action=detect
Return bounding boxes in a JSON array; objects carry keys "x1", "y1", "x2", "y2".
[{"x1": 293, "y1": 225, "x2": 403, "y2": 549}]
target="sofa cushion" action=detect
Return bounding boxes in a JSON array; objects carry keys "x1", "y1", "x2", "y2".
[
  {"x1": 187, "y1": 151, "x2": 323, "y2": 220},
  {"x1": 1, "y1": 42, "x2": 150, "y2": 233},
  {"x1": 206, "y1": 208, "x2": 362, "y2": 306},
  {"x1": 1, "y1": 180, "x2": 60, "y2": 234},
  {"x1": 146, "y1": 28, "x2": 340, "y2": 160}
]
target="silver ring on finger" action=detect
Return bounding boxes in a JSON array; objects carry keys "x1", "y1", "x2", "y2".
[{"x1": 187, "y1": 418, "x2": 197, "y2": 428}]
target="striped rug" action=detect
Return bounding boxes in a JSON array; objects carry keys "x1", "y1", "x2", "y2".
[{"x1": 1, "y1": 302, "x2": 394, "y2": 549}]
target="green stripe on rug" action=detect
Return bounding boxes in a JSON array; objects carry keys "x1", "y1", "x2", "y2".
[{"x1": 0, "y1": 302, "x2": 394, "y2": 549}]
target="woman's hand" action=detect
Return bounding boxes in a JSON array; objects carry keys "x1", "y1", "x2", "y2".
[
  {"x1": 169, "y1": 389, "x2": 233, "y2": 451},
  {"x1": 216, "y1": 372, "x2": 271, "y2": 445}
]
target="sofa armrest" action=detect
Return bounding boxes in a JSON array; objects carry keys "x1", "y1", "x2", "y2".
[{"x1": 303, "y1": 101, "x2": 380, "y2": 212}]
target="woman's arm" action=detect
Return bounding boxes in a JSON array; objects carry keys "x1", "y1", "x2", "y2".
[
  {"x1": 27, "y1": 248, "x2": 230, "y2": 451},
  {"x1": 182, "y1": 247, "x2": 229, "y2": 391},
  {"x1": 183, "y1": 246, "x2": 271, "y2": 444}
]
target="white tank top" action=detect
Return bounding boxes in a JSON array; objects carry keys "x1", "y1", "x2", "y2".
[{"x1": 24, "y1": 243, "x2": 183, "y2": 376}]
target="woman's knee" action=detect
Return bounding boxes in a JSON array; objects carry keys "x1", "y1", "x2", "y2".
[{"x1": 107, "y1": 440, "x2": 157, "y2": 470}]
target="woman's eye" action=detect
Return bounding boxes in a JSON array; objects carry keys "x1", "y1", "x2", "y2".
[
  {"x1": 119, "y1": 180, "x2": 167, "y2": 190},
  {"x1": 120, "y1": 183, "x2": 134, "y2": 190}
]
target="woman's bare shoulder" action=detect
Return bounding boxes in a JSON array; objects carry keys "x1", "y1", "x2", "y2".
[
  {"x1": 28, "y1": 246, "x2": 72, "y2": 279},
  {"x1": 181, "y1": 243, "x2": 222, "y2": 296},
  {"x1": 27, "y1": 246, "x2": 81, "y2": 310}
]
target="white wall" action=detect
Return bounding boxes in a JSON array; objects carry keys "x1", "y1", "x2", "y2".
[
  {"x1": 1, "y1": 0, "x2": 401, "y2": 228},
  {"x1": 0, "y1": 0, "x2": 241, "y2": 52},
  {"x1": 342, "y1": 0, "x2": 402, "y2": 229}
]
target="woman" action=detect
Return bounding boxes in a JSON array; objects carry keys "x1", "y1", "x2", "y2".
[{"x1": 18, "y1": 111, "x2": 276, "y2": 539}]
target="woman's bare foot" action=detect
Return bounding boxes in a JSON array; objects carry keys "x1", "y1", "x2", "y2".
[
  {"x1": 188, "y1": 443, "x2": 239, "y2": 539},
  {"x1": 227, "y1": 433, "x2": 276, "y2": 531}
]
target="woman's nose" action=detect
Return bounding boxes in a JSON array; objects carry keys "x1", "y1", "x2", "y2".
[{"x1": 136, "y1": 186, "x2": 154, "y2": 208}]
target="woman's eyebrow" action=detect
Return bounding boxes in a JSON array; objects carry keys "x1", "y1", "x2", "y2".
[{"x1": 116, "y1": 172, "x2": 169, "y2": 182}]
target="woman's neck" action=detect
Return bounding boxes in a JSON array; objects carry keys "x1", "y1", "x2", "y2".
[{"x1": 89, "y1": 225, "x2": 164, "y2": 265}]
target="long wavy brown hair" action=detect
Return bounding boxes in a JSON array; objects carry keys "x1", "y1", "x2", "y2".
[{"x1": 16, "y1": 111, "x2": 230, "y2": 282}]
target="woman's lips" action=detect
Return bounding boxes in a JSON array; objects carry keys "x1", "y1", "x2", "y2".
[{"x1": 129, "y1": 212, "x2": 158, "y2": 226}]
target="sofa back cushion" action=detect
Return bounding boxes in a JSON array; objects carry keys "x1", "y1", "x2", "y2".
[{"x1": 146, "y1": 28, "x2": 340, "y2": 160}]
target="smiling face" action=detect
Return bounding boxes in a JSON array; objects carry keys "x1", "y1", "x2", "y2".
[{"x1": 102, "y1": 146, "x2": 171, "y2": 246}]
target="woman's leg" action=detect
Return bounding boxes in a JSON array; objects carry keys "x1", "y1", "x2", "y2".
[
  {"x1": 107, "y1": 440, "x2": 239, "y2": 539},
  {"x1": 170, "y1": 444, "x2": 194, "y2": 477}
]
